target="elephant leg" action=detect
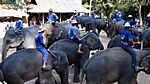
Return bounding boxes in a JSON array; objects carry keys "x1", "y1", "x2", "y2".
[
  {"x1": 118, "y1": 75, "x2": 137, "y2": 84},
  {"x1": 73, "y1": 63, "x2": 80, "y2": 83},
  {"x1": 6, "y1": 76, "x2": 24, "y2": 84},
  {"x1": 55, "y1": 65, "x2": 69, "y2": 84}
]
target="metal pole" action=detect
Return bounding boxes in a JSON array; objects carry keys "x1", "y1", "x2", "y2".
[{"x1": 89, "y1": 0, "x2": 92, "y2": 16}]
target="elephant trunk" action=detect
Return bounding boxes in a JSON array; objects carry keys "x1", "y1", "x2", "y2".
[{"x1": 2, "y1": 41, "x2": 9, "y2": 61}]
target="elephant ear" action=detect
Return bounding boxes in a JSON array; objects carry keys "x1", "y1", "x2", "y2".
[{"x1": 141, "y1": 55, "x2": 150, "y2": 72}]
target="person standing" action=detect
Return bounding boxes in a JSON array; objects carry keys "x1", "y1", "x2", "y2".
[
  {"x1": 120, "y1": 22, "x2": 144, "y2": 72},
  {"x1": 47, "y1": 8, "x2": 58, "y2": 22},
  {"x1": 68, "y1": 20, "x2": 83, "y2": 54}
]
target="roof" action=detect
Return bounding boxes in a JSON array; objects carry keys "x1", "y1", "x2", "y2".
[
  {"x1": 28, "y1": 0, "x2": 89, "y2": 13},
  {"x1": 0, "y1": 4, "x2": 29, "y2": 17},
  {"x1": 0, "y1": 8, "x2": 29, "y2": 17}
]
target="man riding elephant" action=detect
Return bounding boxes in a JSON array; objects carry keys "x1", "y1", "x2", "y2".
[
  {"x1": 112, "y1": 10, "x2": 123, "y2": 22},
  {"x1": 14, "y1": 15, "x2": 23, "y2": 34},
  {"x1": 48, "y1": 31, "x2": 104, "y2": 84},
  {"x1": 80, "y1": 47, "x2": 150, "y2": 84},
  {"x1": 68, "y1": 20, "x2": 83, "y2": 54},
  {"x1": 35, "y1": 27, "x2": 49, "y2": 69},
  {"x1": 2, "y1": 25, "x2": 39, "y2": 61},
  {"x1": 125, "y1": 15, "x2": 134, "y2": 27},
  {"x1": 120, "y1": 22, "x2": 143, "y2": 71}
]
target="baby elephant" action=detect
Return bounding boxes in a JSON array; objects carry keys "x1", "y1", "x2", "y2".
[{"x1": 35, "y1": 70, "x2": 61, "y2": 84}]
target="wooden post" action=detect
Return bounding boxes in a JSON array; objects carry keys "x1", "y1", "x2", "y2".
[
  {"x1": 42, "y1": 13, "x2": 44, "y2": 24},
  {"x1": 59, "y1": 13, "x2": 62, "y2": 22}
]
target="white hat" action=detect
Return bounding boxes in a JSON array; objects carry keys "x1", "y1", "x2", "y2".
[
  {"x1": 124, "y1": 22, "x2": 131, "y2": 28},
  {"x1": 49, "y1": 8, "x2": 53, "y2": 12},
  {"x1": 115, "y1": 10, "x2": 118, "y2": 12},
  {"x1": 128, "y1": 15, "x2": 132, "y2": 17},
  {"x1": 147, "y1": 13, "x2": 150, "y2": 17},
  {"x1": 71, "y1": 20, "x2": 77, "y2": 24},
  {"x1": 14, "y1": 15, "x2": 22, "y2": 18},
  {"x1": 38, "y1": 27, "x2": 45, "y2": 32}
]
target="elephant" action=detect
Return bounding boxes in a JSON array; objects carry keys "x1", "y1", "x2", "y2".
[
  {"x1": 80, "y1": 47, "x2": 150, "y2": 84},
  {"x1": 107, "y1": 18, "x2": 125, "y2": 38},
  {"x1": 0, "y1": 48, "x2": 66, "y2": 84},
  {"x1": 48, "y1": 31, "x2": 104, "y2": 84},
  {"x1": 73, "y1": 16, "x2": 95, "y2": 32},
  {"x1": 35, "y1": 70, "x2": 61, "y2": 84},
  {"x1": 142, "y1": 28, "x2": 150, "y2": 48},
  {"x1": 72, "y1": 16, "x2": 108, "y2": 36},
  {"x1": 94, "y1": 18, "x2": 108, "y2": 35},
  {"x1": 2, "y1": 25, "x2": 39, "y2": 61},
  {"x1": 40, "y1": 22, "x2": 104, "y2": 50},
  {"x1": 40, "y1": 22, "x2": 80, "y2": 47}
]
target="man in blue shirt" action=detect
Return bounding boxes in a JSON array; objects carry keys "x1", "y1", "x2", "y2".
[
  {"x1": 48, "y1": 8, "x2": 58, "y2": 22},
  {"x1": 144, "y1": 13, "x2": 150, "y2": 28},
  {"x1": 68, "y1": 20, "x2": 83, "y2": 54},
  {"x1": 35, "y1": 28, "x2": 49, "y2": 69},
  {"x1": 91, "y1": 10, "x2": 96, "y2": 18},
  {"x1": 112, "y1": 10, "x2": 122, "y2": 21},
  {"x1": 120, "y1": 22, "x2": 143, "y2": 71},
  {"x1": 15, "y1": 15, "x2": 23, "y2": 34},
  {"x1": 125, "y1": 15, "x2": 134, "y2": 27}
]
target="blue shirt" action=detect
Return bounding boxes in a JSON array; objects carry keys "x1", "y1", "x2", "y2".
[
  {"x1": 35, "y1": 33, "x2": 44, "y2": 49},
  {"x1": 48, "y1": 13, "x2": 58, "y2": 22},
  {"x1": 113, "y1": 12, "x2": 122, "y2": 21},
  {"x1": 91, "y1": 12, "x2": 96, "y2": 18},
  {"x1": 120, "y1": 29, "x2": 132, "y2": 44},
  {"x1": 68, "y1": 27, "x2": 77, "y2": 39},
  {"x1": 15, "y1": 20, "x2": 23, "y2": 28},
  {"x1": 125, "y1": 19, "x2": 134, "y2": 27},
  {"x1": 145, "y1": 18, "x2": 150, "y2": 27}
]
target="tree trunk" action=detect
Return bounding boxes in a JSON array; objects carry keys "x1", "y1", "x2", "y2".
[{"x1": 139, "y1": 4, "x2": 143, "y2": 28}]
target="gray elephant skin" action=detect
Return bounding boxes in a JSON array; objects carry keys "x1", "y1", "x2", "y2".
[
  {"x1": 74, "y1": 16, "x2": 108, "y2": 36},
  {"x1": 49, "y1": 39, "x2": 90, "y2": 84},
  {"x1": 2, "y1": 25, "x2": 39, "y2": 61},
  {"x1": 107, "y1": 18, "x2": 125, "y2": 38},
  {"x1": 142, "y1": 28, "x2": 150, "y2": 48},
  {"x1": 0, "y1": 48, "x2": 65, "y2": 84},
  {"x1": 49, "y1": 32, "x2": 103, "y2": 84},
  {"x1": 41, "y1": 23, "x2": 80, "y2": 47},
  {"x1": 41, "y1": 23, "x2": 104, "y2": 50},
  {"x1": 35, "y1": 70, "x2": 61, "y2": 84},
  {"x1": 80, "y1": 47, "x2": 150, "y2": 84}
]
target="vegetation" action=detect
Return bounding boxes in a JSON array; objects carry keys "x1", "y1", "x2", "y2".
[{"x1": 82, "y1": 0, "x2": 150, "y2": 26}]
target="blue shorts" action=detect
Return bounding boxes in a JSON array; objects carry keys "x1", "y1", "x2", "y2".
[{"x1": 70, "y1": 37, "x2": 82, "y2": 45}]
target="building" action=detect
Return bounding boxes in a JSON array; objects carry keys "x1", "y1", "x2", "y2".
[{"x1": 28, "y1": 0, "x2": 89, "y2": 23}]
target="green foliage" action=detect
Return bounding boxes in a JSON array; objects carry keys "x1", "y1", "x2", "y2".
[{"x1": 83, "y1": 0, "x2": 150, "y2": 19}]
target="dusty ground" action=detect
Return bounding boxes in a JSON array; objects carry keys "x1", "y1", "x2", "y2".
[{"x1": 0, "y1": 30, "x2": 150, "y2": 84}]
